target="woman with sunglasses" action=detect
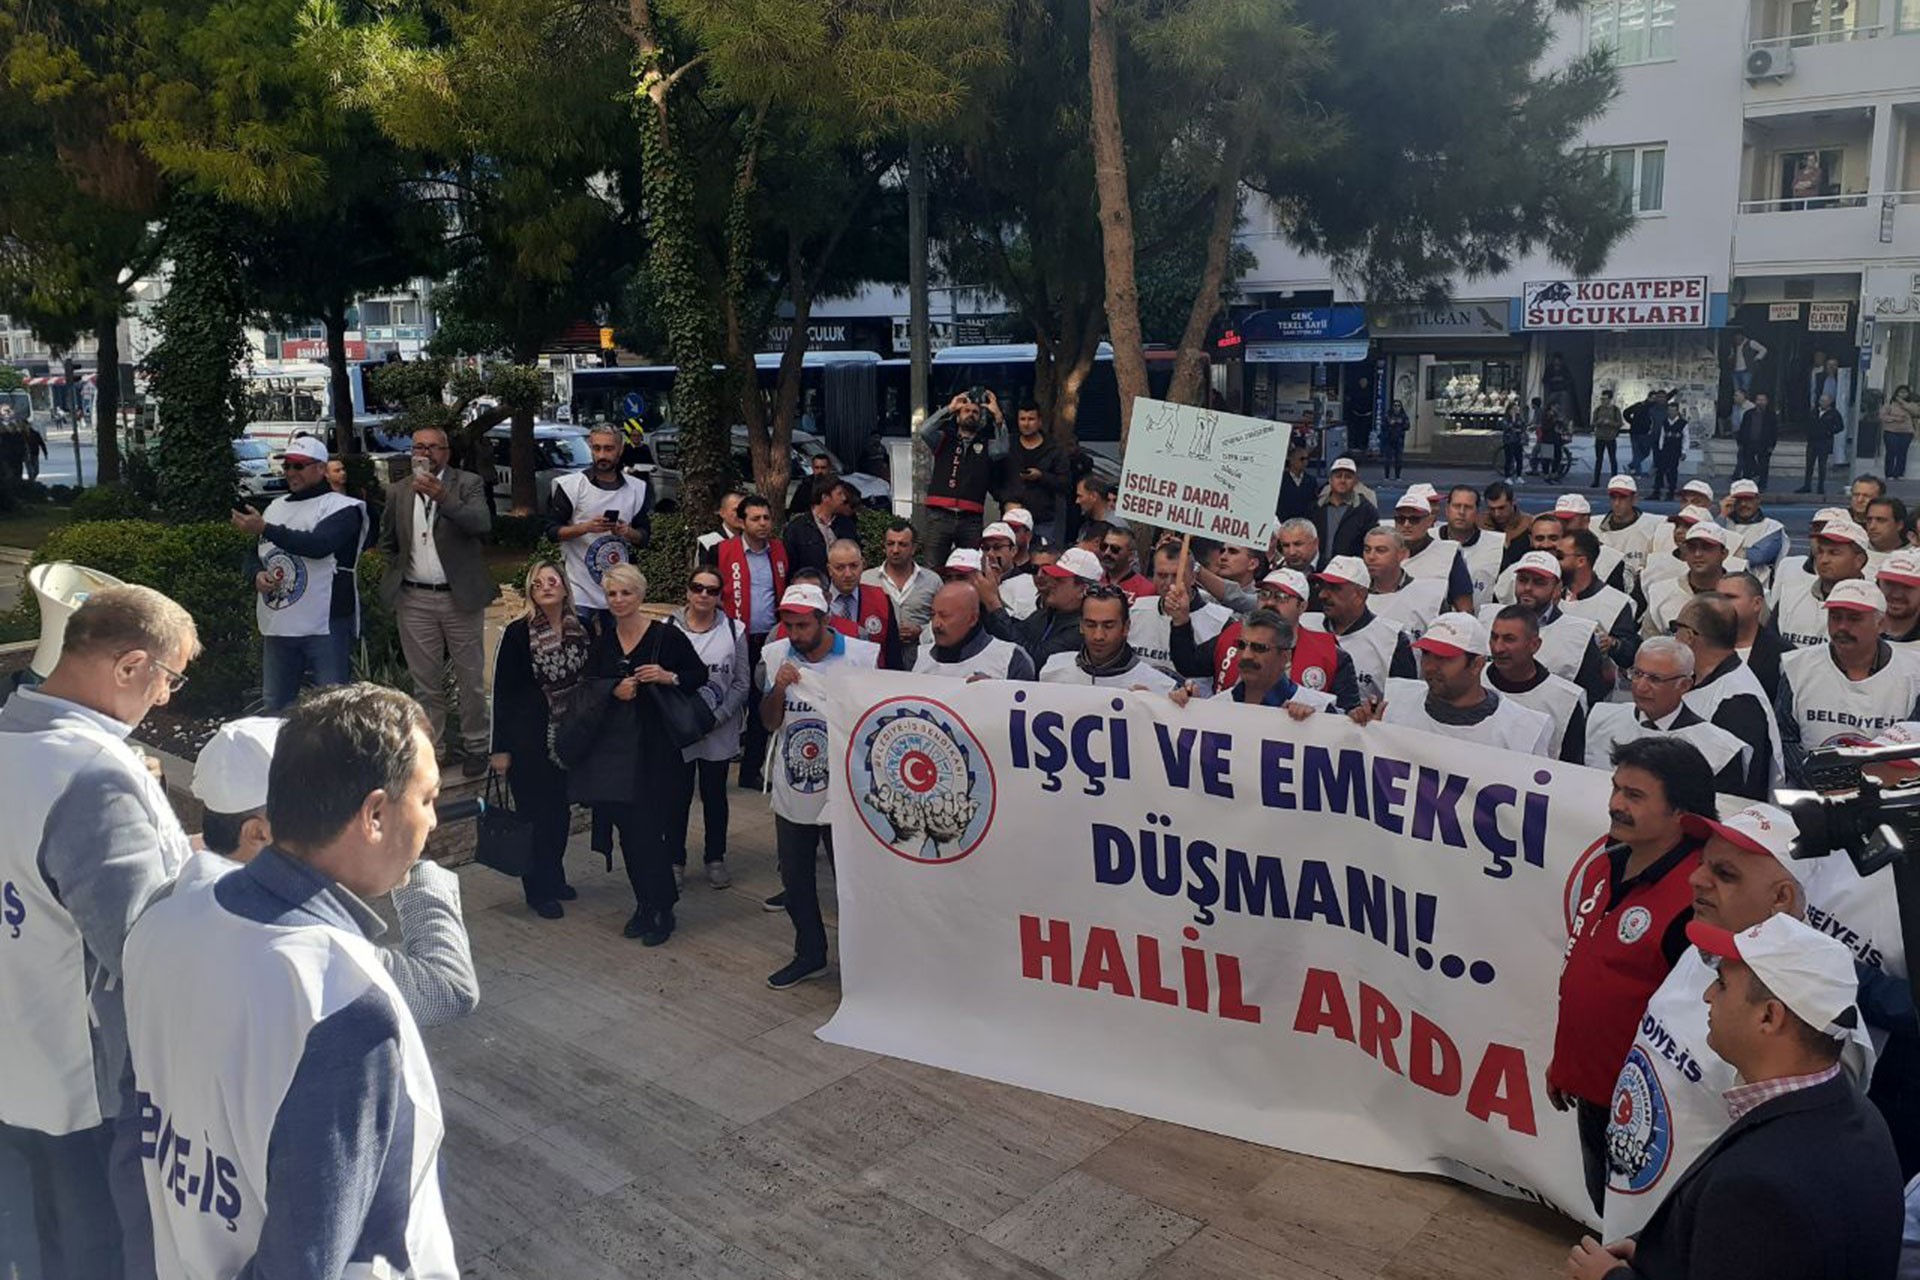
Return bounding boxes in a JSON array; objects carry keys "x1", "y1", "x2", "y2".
[{"x1": 667, "y1": 566, "x2": 750, "y2": 889}]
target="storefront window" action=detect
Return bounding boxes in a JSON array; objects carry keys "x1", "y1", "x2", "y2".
[
  {"x1": 1429, "y1": 360, "x2": 1521, "y2": 426},
  {"x1": 1588, "y1": 0, "x2": 1676, "y2": 64}
]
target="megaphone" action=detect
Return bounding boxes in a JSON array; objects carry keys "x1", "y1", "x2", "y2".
[{"x1": 29, "y1": 562, "x2": 126, "y2": 679}]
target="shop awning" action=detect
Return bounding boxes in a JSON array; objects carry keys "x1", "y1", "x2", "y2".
[{"x1": 1244, "y1": 339, "x2": 1371, "y2": 364}]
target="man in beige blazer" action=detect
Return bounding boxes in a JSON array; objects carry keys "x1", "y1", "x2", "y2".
[{"x1": 377, "y1": 426, "x2": 498, "y2": 774}]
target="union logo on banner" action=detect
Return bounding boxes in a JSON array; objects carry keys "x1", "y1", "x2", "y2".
[{"x1": 847, "y1": 697, "x2": 996, "y2": 864}]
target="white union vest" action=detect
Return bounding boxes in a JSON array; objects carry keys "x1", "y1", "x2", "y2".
[
  {"x1": 1481, "y1": 667, "x2": 1585, "y2": 758},
  {"x1": 554, "y1": 472, "x2": 649, "y2": 610},
  {"x1": 1583, "y1": 703, "x2": 1749, "y2": 777},
  {"x1": 1370, "y1": 577, "x2": 1447, "y2": 640},
  {"x1": 1128, "y1": 598, "x2": 1229, "y2": 680},
  {"x1": 1780, "y1": 644, "x2": 1920, "y2": 750},
  {"x1": 760, "y1": 634, "x2": 880, "y2": 824},
  {"x1": 1450, "y1": 534, "x2": 1506, "y2": 608},
  {"x1": 1313, "y1": 613, "x2": 1403, "y2": 704},
  {"x1": 1381, "y1": 677, "x2": 1553, "y2": 754},
  {"x1": 913, "y1": 637, "x2": 1026, "y2": 681},
  {"x1": 257, "y1": 492, "x2": 363, "y2": 638},
  {"x1": 124, "y1": 854, "x2": 456, "y2": 1280},
  {"x1": 0, "y1": 699, "x2": 192, "y2": 1134}
]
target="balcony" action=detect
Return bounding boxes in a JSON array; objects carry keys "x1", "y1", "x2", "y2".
[
  {"x1": 1734, "y1": 191, "x2": 1920, "y2": 268},
  {"x1": 1745, "y1": 0, "x2": 1920, "y2": 101}
]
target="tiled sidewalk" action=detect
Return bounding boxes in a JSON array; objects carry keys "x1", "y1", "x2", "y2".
[{"x1": 437, "y1": 800, "x2": 1576, "y2": 1280}]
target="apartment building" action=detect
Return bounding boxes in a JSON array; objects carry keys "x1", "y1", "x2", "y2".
[{"x1": 1230, "y1": 0, "x2": 1920, "y2": 460}]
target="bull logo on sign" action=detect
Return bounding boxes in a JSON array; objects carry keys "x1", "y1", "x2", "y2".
[{"x1": 1529, "y1": 281, "x2": 1574, "y2": 304}]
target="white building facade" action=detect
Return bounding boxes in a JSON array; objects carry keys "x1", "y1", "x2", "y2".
[{"x1": 1230, "y1": 0, "x2": 1920, "y2": 461}]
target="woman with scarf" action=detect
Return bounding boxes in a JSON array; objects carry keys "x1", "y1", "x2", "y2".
[{"x1": 489, "y1": 561, "x2": 592, "y2": 918}]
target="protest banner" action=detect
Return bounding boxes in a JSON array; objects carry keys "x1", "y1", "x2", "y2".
[
  {"x1": 809, "y1": 670, "x2": 1608, "y2": 1226},
  {"x1": 1116, "y1": 398, "x2": 1290, "y2": 548}
]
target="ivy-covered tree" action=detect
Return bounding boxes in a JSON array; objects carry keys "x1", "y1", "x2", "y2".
[{"x1": 143, "y1": 200, "x2": 250, "y2": 522}]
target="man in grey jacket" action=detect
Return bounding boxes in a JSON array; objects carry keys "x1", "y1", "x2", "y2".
[
  {"x1": 0, "y1": 585, "x2": 199, "y2": 1280},
  {"x1": 378, "y1": 426, "x2": 499, "y2": 777}
]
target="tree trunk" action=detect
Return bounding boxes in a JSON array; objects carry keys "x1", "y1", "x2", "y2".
[
  {"x1": 763, "y1": 259, "x2": 814, "y2": 504},
  {"x1": 93, "y1": 301, "x2": 122, "y2": 486},
  {"x1": 324, "y1": 298, "x2": 357, "y2": 454},
  {"x1": 510, "y1": 347, "x2": 539, "y2": 515},
  {"x1": 1168, "y1": 124, "x2": 1255, "y2": 407},
  {"x1": 1088, "y1": 0, "x2": 1150, "y2": 444}
]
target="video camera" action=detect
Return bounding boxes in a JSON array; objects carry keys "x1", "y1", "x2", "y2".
[{"x1": 1777, "y1": 740, "x2": 1920, "y2": 876}]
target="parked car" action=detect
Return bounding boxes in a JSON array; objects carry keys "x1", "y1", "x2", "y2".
[
  {"x1": 232, "y1": 438, "x2": 288, "y2": 500},
  {"x1": 485, "y1": 422, "x2": 599, "y2": 511},
  {"x1": 646, "y1": 424, "x2": 889, "y2": 514}
]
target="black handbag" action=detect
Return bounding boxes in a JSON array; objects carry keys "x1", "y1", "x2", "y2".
[
  {"x1": 552, "y1": 678, "x2": 613, "y2": 769},
  {"x1": 648, "y1": 680, "x2": 716, "y2": 749},
  {"x1": 473, "y1": 773, "x2": 535, "y2": 878}
]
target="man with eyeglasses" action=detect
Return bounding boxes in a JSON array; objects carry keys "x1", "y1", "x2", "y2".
[
  {"x1": 0, "y1": 586, "x2": 199, "y2": 1279},
  {"x1": 1169, "y1": 611, "x2": 1336, "y2": 717},
  {"x1": 376, "y1": 426, "x2": 497, "y2": 777},
  {"x1": 1037, "y1": 583, "x2": 1177, "y2": 691},
  {"x1": 1392, "y1": 492, "x2": 1474, "y2": 614},
  {"x1": 1172, "y1": 566, "x2": 1359, "y2": 709},
  {"x1": 1777, "y1": 579, "x2": 1920, "y2": 787},
  {"x1": 1585, "y1": 636, "x2": 1753, "y2": 796},
  {"x1": 232, "y1": 434, "x2": 369, "y2": 711}
]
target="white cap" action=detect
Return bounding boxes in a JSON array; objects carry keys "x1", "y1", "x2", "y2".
[
  {"x1": 1259, "y1": 567, "x2": 1309, "y2": 601},
  {"x1": 1879, "y1": 549, "x2": 1920, "y2": 586},
  {"x1": 1413, "y1": 611, "x2": 1489, "y2": 658},
  {"x1": 1405, "y1": 483, "x2": 1440, "y2": 504},
  {"x1": 284, "y1": 434, "x2": 329, "y2": 464},
  {"x1": 1814, "y1": 518, "x2": 1872, "y2": 554},
  {"x1": 1729, "y1": 479, "x2": 1760, "y2": 498},
  {"x1": 1315, "y1": 555, "x2": 1370, "y2": 590},
  {"x1": 1002, "y1": 508, "x2": 1035, "y2": 532},
  {"x1": 1681, "y1": 480, "x2": 1714, "y2": 501},
  {"x1": 1393, "y1": 491, "x2": 1432, "y2": 514},
  {"x1": 1670, "y1": 507, "x2": 1706, "y2": 526},
  {"x1": 1329, "y1": 456, "x2": 1358, "y2": 474},
  {"x1": 777, "y1": 583, "x2": 830, "y2": 615},
  {"x1": 1552, "y1": 493, "x2": 1591, "y2": 517},
  {"x1": 1041, "y1": 546, "x2": 1103, "y2": 583},
  {"x1": 1813, "y1": 506, "x2": 1850, "y2": 527},
  {"x1": 942, "y1": 548, "x2": 984, "y2": 575},
  {"x1": 1607, "y1": 474, "x2": 1638, "y2": 495},
  {"x1": 1681, "y1": 803, "x2": 1796, "y2": 863},
  {"x1": 980, "y1": 522, "x2": 1017, "y2": 545},
  {"x1": 1682, "y1": 521, "x2": 1731, "y2": 549},
  {"x1": 1513, "y1": 550, "x2": 1563, "y2": 579},
  {"x1": 192, "y1": 716, "x2": 284, "y2": 815},
  {"x1": 1686, "y1": 914, "x2": 1863, "y2": 1041},
  {"x1": 1823, "y1": 578, "x2": 1887, "y2": 614}
]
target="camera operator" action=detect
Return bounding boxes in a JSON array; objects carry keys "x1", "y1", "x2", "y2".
[{"x1": 919, "y1": 387, "x2": 1008, "y2": 568}]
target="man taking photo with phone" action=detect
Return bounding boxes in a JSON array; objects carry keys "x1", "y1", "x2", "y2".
[
  {"x1": 546, "y1": 423, "x2": 652, "y2": 629},
  {"x1": 919, "y1": 387, "x2": 1008, "y2": 567}
]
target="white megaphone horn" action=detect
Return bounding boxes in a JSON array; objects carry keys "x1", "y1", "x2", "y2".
[{"x1": 28, "y1": 562, "x2": 127, "y2": 679}]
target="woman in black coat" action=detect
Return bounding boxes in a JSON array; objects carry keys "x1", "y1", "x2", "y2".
[
  {"x1": 489, "y1": 561, "x2": 591, "y2": 918},
  {"x1": 568, "y1": 562, "x2": 710, "y2": 945}
]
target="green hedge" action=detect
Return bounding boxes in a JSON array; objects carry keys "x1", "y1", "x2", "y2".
[{"x1": 5, "y1": 520, "x2": 407, "y2": 715}]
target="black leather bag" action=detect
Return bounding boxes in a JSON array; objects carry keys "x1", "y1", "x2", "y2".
[
  {"x1": 474, "y1": 773, "x2": 535, "y2": 878},
  {"x1": 552, "y1": 679, "x2": 612, "y2": 769},
  {"x1": 648, "y1": 680, "x2": 716, "y2": 749}
]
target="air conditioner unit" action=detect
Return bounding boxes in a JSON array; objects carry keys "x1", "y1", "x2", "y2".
[{"x1": 1746, "y1": 45, "x2": 1794, "y2": 79}]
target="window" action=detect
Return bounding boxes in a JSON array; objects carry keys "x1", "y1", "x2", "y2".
[
  {"x1": 1588, "y1": 0, "x2": 1677, "y2": 63},
  {"x1": 359, "y1": 300, "x2": 392, "y2": 327},
  {"x1": 1602, "y1": 146, "x2": 1667, "y2": 214}
]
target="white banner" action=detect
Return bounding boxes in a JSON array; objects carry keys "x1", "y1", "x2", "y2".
[
  {"x1": 811, "y1": 671, "x2": 1608, "y2": 1226},
  {"x1": 1116, "y1": 398, "x2": 1289, "y2": 549}
]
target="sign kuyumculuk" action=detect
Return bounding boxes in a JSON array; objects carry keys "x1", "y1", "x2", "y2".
[
  {"x1": 812, "y1": 672, "x2": 1605, "y2": 1228},
  {"x1": 1116, "y1": 398, "x2": 1290, "y2": 549},
  {"x1": 1523, "y1": 277, "x2": 1708, "y2": 331}
]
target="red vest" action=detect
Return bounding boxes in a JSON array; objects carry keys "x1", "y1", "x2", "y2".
[
  {"x1": 1548, "y1": 843, "x2": 1701, "y2": 1105},
  {"x1": 1213, "y1": 622, "x2": 1339, "y2": 695},
  {"x1": 717, "y1": 535, "x2": 789, "y2": 633}
]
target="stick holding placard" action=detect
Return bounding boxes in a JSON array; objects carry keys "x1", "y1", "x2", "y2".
[{"x1": 1116, "y1": 397, "x2": 1290, "y2": 549}]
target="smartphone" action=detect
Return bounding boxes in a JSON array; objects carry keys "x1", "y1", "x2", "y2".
[{"x1": 411, "y1": 455, "x2": 433, "y2": 479}]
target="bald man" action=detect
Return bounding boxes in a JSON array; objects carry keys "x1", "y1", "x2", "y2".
[{"x1": 911, "y1": 582, "x2": 1035, "y2": 681}]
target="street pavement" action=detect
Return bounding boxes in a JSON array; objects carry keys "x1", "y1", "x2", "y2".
[{"x1": 29, "y1": 422, "x2": 96, "y2": 489}]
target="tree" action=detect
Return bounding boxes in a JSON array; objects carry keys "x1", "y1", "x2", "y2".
[
  {"x1": 1090, "y1": 0, "x2": 1630, "y2": 434},
  {"x1": 143, "y1": 199, "x2": 250, "y2": 521},
  {"x1": 0, "y1": 0, "x2": 171, "y2": 484}
]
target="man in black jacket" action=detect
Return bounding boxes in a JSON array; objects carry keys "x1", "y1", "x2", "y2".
[
  {"x1": 1564, "y1": 913, "x2": 1901, "y2": 1280},
  {"x1": 1799, "y1": 394, "x2": 1844, "y2": 495},
  {"x1": 782, "y1": 476, "x2": 856, "y2": 577},
  {"x1": 1737, "y1": 392, "x2": 1780, "y2": 490},
  {"x1": 1312, "y1": 457, "x2": 1376, "y2": 568},
  {"x1": 1000, "y1": 401, "x2": 1071, "y2": 548},
  {"x1": 1276, "y1": 443, "x2": 1316, "y2": 522},
  {"x1": 977, "y1": 545, "x2": 1100, "y2": 668}
]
